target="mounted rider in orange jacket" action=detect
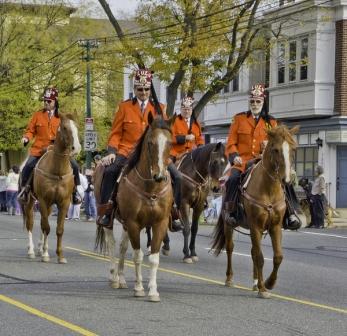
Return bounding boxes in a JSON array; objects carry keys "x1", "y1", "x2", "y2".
[
  {"x1": 223, "y1": 84, "x2": 301, "y2": 230},
  {"x1": 18, "y1": 87, "x2": 82, "y2": 204},
  {"x1": 97, "y1": 69, "x2": 170, "y2": 228}
]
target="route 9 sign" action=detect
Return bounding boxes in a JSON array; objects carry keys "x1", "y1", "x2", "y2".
[{"x1": 84, "y1": 131, "x2": 97, "y2": 151}]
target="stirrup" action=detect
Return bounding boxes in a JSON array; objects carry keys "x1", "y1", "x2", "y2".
[
  {"x1": 223, "y1": 211, "x2": 237, "y2": 227},
  {"x1": 17, "y1": 185, "x2": 30, "y2": 203}
]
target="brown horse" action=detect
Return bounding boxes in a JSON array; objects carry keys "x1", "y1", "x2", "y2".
[
  {"x1": 95, "y1": 114, "x2": 173, "y2": 302},
  {"x1": 212, "y1": 125, "x2": 298, "y2": 298},
  {"x1": 21, "y1": 114, "x2": 81, "y2": 263}
]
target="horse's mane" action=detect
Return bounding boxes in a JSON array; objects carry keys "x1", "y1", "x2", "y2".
[
  {"x1": 60, "y1": 113, "x2": 76, "y2": 122},
  {"x1": 269, "y1": 125, "x2": 297, "y2": 148},
  {"x1": 124, "y1": 118, "x2": 171, "y2": 174},
  {"x1": 179, "y1": 142, "x2": 224, "y2": 171}
]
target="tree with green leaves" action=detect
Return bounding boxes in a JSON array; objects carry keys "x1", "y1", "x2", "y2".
[
  {"x1": 0, "y1": 0, "x2": 124, "y2": 165},
  {"x1": 97, "y1": 0, "x2": 268, "y2": 117}
]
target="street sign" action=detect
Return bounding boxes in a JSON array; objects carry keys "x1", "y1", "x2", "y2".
[
  {"x1": 85, "y1": 117, "x2": 94, "y2": 131},
  {"x1": 84, "y1": 131, "x2": 97, "y2": 151}
]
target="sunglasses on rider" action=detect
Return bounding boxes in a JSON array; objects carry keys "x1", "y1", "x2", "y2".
[
  {"x1": 137, "y1": 88, "x2": 150, "y2": 92},
  {"x1": 44, "y1": 99, "x2": 52, "y2": 103},
  {"x1": 250, "y1": 99, "x2": 263, "y2": 104}
]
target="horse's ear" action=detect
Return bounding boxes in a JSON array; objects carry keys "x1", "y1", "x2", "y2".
[
  {"x1": 214, "y1": 142, "x2": 223, "y2": 151},
  {"x1": 290, "y1": 125, "x2": 300, "y2": 135},
  {"x1": 65, "y1": 113, "x2": 75, "y2": 122},
  {"x1": 148, "y1": 111, "x2": 154, "y2": 125}
]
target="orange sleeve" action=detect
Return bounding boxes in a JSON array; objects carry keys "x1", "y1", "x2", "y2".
[
  {"x1": 226, "y1": 116, "x2": 239, "y2": 157},
  {"x1": 107, "y1": 105, "x2": 125, "y2": 153},
  {"x1": 23, "y1": 113, "x2": 37, "y2": 141}
]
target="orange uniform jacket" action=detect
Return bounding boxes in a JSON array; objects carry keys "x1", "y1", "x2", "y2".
[
  {"x1": 170, "y1": 115, "x2": 204, "y2": 158},
  {"x1": 107, "y1": 98, "x2": 166, "y2": 158},
  {"x1": 23, "y1": 110, "x2": 60, "y2": 157},
  {"x1": 226, "y1": 111, "x2": 277, "y2": 172}
]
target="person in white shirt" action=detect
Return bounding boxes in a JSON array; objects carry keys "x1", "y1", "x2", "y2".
[
  {"x1": 310, "y1": 165, "x2": 326, "y2": 228},
  {"x1": 6, "y1": 166, "x2": 20, "y2": 215}
]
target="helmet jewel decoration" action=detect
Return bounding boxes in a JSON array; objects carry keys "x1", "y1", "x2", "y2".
[
  {"x1": 134, "y1": 69, "x2": 152, "y2": 88},
  {"x1": 181, "y1": 96, "x2": 194, "y2": 108},
  {"x1": 43, "y1": 87, "x2": 58, "y2": 101},
  {"x1": 250, "y1": 84, "x2": 266, "y2": 99}
]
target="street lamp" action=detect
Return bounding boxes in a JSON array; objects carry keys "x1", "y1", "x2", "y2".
[{"x1": 315, "y1": 137, "x2": 323, "y2": 148}]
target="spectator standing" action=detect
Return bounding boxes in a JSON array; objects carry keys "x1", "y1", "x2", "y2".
[
  {"x1": 67, "y1": 172, "x2": 88, "y2": 220},
  {"x1": 84, "y1": 169, "x2": 96, "y2": 221},
  {"x1": 310, "y1": 165, "x2": 326, "y2": 228},
  {"x1": 0, "y1": 171, "x2": 7, "y2": 212},
  {"x1": 6, "y1": 166, "x2": 20, "y2": 215}
]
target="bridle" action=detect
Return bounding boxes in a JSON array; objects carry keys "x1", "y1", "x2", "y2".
[{"x1": 126, "y1": 127, "x2": 171, "y2": 205}]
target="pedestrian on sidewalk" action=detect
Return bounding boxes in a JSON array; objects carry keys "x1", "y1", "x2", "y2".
[
  {"x1": 84, "y1": 169, "x2": 96, "y2": 221},
  {"x1": 6, "y1": 166, "x2": 20, "y2": 215},
  {"x1": 0, "y1": 171, "x2": 7, "y2": 212},
  {"x1": 310, "y1": 165, "x2": 326, "y2": 228}
]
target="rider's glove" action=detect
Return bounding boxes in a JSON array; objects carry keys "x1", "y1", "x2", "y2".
[{"x1": 22, "y1": 137, "x2": 29, "y2": 146}]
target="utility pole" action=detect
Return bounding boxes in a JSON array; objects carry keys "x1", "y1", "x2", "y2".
[{"x1": 78, "y1": 39, "x2": 99, "y2": 169}]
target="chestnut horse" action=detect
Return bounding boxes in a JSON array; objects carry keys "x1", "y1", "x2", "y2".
[
  {"x1": 95, "y1": 115, "x2": 173, "y2": 302},
  {"x1": 212, "y1": 125, "x2": 298, "y2": 298},
  {"x1": 21, "y1": 114, "x2": 81, "y2": 263}
]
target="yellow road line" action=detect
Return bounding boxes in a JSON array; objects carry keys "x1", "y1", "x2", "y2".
[
  {"x1": 0, "y1": 294, "x2": 98, "y2": 336},
  {"x1": 67, "y1": 246, "x2": 347, "y2": 315}
]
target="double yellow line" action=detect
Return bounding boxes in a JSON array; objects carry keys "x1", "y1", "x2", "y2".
[{"x1": 1, "y1": 245, "x2": 346, "y2": 336}]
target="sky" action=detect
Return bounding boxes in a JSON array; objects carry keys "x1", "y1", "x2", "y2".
[
  {"x1": 107, "y1": 0, "x2": 139, "y2": 16},
  {"x1": 77, "y1": 0, "x2": 140, "y2": 18}
]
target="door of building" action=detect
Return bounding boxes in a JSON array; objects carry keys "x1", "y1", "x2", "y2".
[{"x1": 336, "y1": 146, "x2": 347, "y2": 207}]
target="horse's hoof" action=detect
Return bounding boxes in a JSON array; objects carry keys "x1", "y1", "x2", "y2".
[
  {"x1": 191, "y1": 256, "x2": 199, "y2": 262},
  {"x1": 258, "y1": 291, "x2": 271, "y2": 299},
  {"x1": 58, "y1": 258, "x2": 67, "y2": 264},
  {"x1": 183, "y1": 257, "x2": 193, "y2": 264},
  {"x1": 28, "y1": 253, "x2": 35, "y2": 259},
  {"x1": 148, "y1": 295, "x2": 160, "y2": 302},
  {"x1": 252, "y1": 285, "x2": 258, "y2": 291},
  {"x1": 134, "y1": 290, "x2": 145, "y2": 297},
  {"x1": 119, "y1": 282, "x2": 128, "y2": 289},
  {"x1": 110, "y1": 281, "x2": 119, "y2": 289},
  {"x1": 41, "y1": 256, "x2": 50, "y2": 263},
  {"x1": 161, "y1": 248, "x2": 170, "y2": 256},
  {"x1": 225, "y1": 280, "x2": 234, "y2": 287}
]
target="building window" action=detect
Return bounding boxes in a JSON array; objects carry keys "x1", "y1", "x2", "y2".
[
  {"x1": 294, "y1": 146, "x2": 318, "y2": 182},
  {"x1": 277, "y1": 36, "x2": 309, "y2": 85},
  {"x1": 300, "y1": 37, "x2": 308, "y2": 80},
  {"x1": 232, "y1": 75, "x2": 239, "y2": 91},
  {"x1": 277, "y1": 42, "x2": 285, "y2": 84},
  {"x1": 289, "y1": 41, "x2": 296, "y2": 82},
  {"x1": 222, "y1": 74, "x2": 239, "y2": 94}
]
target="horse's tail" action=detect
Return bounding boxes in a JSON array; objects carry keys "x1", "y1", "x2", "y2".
[
  {"x1": 94, "y1": 225, "x2": 106, "y2": 254},
  {"x1": 210, "y1": 213, "x2": 225, "y2": 256}
]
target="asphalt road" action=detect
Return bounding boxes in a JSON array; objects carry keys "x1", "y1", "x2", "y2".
[{"x1": 0, "y1": 212, "x2": 346, "y2": 336}]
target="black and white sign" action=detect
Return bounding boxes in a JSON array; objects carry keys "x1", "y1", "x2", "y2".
[
  {"x1": 84, "y1": 131, "x2": 97, "y2": 151},
  {"x1": 85, "y1": 117, "x2": 94, "y2": 131}
]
